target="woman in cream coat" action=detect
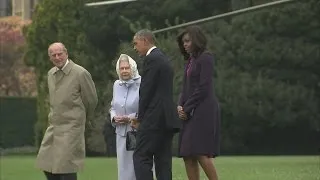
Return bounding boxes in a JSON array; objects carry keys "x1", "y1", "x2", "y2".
[{"x1": 110, "y1": 54, "x2": 154, "y2": 180}]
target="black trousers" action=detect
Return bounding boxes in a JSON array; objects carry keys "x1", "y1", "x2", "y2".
[
  {"x1": 133, "y1": 130, "x2": 174, "y2": 180},
  {"x1": 44, "y1": 171, "x2": 77, "y2": 180}
]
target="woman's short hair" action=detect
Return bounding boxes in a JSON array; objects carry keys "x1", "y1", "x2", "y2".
[
  {"x1": 116, "y1": 54, "x2": 139, "y2": 80},
  {"x1": 177, "y1": 25, "x2": 208, "y2": 60}
]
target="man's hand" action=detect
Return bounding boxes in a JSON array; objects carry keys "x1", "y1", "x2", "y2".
[
  {"x1": 130, "y1": 118, "x2": 140, "y2": 129},
  {"x1": 177, "y1": 106, "x2": 187, "y2": 120}
]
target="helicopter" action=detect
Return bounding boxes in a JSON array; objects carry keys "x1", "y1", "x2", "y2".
[{"x1": 85, "y1": 0, "x2": 297, "y2": 34}]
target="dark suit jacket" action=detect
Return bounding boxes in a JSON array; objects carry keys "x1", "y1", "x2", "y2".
[{"x1": 138, "y1": 48, "x2": 181, "y2": 132}]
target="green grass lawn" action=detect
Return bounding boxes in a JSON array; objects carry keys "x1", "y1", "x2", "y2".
[{"x1": 1, "y1": 156, "x2": 319, "y2": 180}]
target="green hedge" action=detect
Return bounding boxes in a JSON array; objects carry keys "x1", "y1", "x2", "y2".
[{"x1": 0, "y1": 97, "x2": 37, "y2": 148}]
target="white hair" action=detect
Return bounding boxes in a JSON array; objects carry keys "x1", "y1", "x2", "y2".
[{"x1": 116, "y1": 54, "x2": 140, "y2": 80}]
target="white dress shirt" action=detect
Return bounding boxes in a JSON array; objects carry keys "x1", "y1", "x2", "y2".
[
  {"x1": 146, "y1": 46, "x2": 156, "y2": 56},
  {"x1": 56, "y1": 59, "x2": 69, "y2": 71}
]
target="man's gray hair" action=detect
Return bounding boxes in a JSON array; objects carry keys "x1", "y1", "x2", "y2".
[
  {"x1": 48, "y1": 42, "x2": 68, "y2": 56},
  {"x1": 134, "y1": 29, "x2": 156, "y2": 44}
]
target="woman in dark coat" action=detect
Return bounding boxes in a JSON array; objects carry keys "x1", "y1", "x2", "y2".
[{"x1": 177, "y1": 25, "x2": 220, "y2": 180}]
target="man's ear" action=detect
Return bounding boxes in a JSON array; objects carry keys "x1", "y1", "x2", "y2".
[{"x1": 143, "y1": 37, "x2": 149, "y2": 45}]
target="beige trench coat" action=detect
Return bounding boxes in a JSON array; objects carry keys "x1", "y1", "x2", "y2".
[{"x1": 36, "y1": 60, "x2": 98, "y2": 174}]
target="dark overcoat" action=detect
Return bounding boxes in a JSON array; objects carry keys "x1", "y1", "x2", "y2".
[{"x1": 178, "y1": 52, "x2": 220, "y2": 158}]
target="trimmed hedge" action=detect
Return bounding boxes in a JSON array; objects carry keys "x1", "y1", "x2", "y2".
[{"x1": 0, "y1": 97, "x2": 37, "y2": 148}]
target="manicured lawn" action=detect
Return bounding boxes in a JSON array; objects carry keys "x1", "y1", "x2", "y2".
[{"x1": 0, "y1": 156, "x2": 319, "y2": 180}]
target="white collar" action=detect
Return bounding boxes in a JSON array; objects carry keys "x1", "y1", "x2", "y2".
[
  {"x1": 146, "y1": 46, "x2": 156, "y2": 56},
  {"x1": 56, "y1": 59, "x2": 69, "y2": 71}
]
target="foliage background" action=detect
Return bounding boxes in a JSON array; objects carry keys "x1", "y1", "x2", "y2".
[{"x1": 6, "y1": 0, "x2": 317, "y2": 155}]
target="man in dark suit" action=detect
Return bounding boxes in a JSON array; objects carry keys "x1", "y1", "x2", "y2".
[{"x1": 131, "y1": 29, "x2": 181, "y2": 180}]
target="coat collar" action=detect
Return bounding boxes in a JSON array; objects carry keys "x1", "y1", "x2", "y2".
[{"x1": 53, "y1": 59, "x2": 74, "y2": 75}]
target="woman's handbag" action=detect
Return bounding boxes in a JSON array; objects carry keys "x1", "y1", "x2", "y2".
[{"x1": 126, "y1": 129, "x2": 137, "y2": 151}]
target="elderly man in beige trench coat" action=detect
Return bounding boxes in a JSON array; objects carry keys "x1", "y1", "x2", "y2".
[{"x1": 36, "y1": 42, "x2": 98, "y2": 180}]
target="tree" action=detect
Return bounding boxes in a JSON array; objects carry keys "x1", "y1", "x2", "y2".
[
  {"x1": 24, "y1": 0, "x2": 233, "y2": 155},
  {"x1": 23, "y1": 0, "x2": 106, "y2": 154},
  {"x1": 217, "y1": 0, "x2": 320, "y2": 130},
  {"x1": 24, "y1": 0, "x2": 319, "y2": 155},
  {"x1": 0, "y1": 16, "x2": 36, "y2": 97}
]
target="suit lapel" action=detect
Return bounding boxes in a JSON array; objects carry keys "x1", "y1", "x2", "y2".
[{"x1": 142, "y1": 48, "x2": 157, "y2": 71}]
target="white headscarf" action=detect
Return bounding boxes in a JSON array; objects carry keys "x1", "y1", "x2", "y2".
[{"x1": 116, "y1": 54, "x2": 140, "y2": 83}]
